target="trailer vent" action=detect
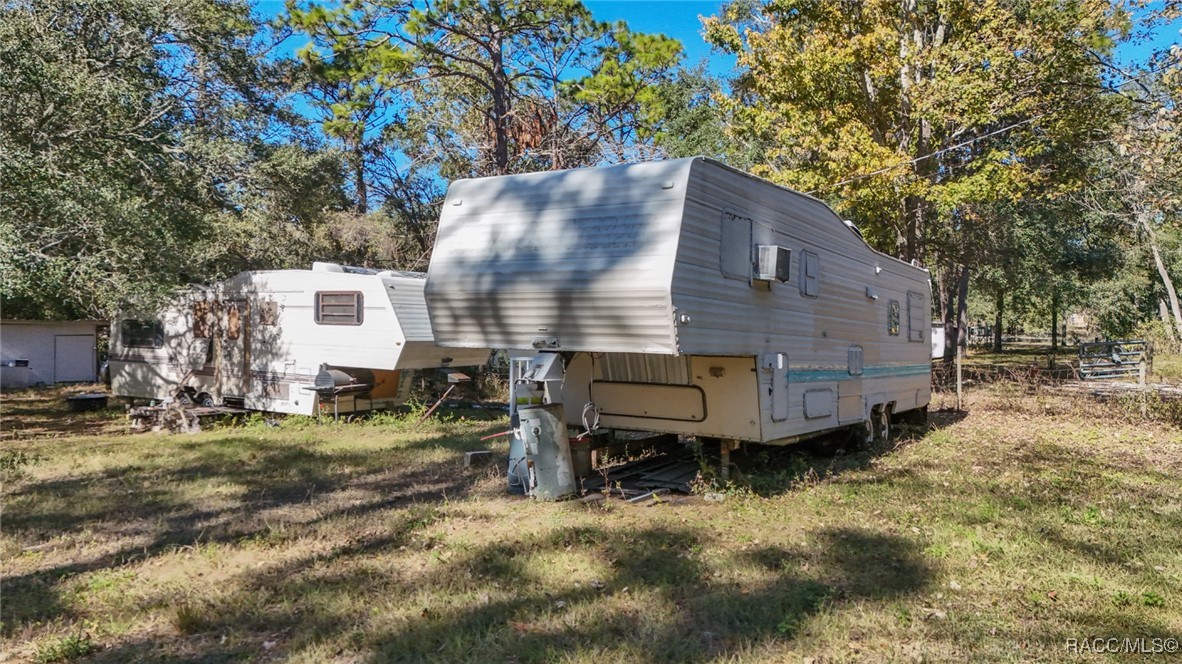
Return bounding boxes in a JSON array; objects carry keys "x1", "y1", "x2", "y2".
[
  {"x1": 595, "y1": 353, "x2": 691, "y2": 385},
  {"x1": 848, "y1": 346, "x2": 864, "y2": 376}
]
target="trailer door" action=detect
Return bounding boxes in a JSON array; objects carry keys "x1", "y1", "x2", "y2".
[
  {"x1": 761, "y1": 353, "x2": 789, "y2": 422},
  {"x1": 217, "y1": 299, "x2": 250, "y2": 397}
]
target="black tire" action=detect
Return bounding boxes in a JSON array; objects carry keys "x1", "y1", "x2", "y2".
[
  {"x1": 196, "y1": 393, "x2": 216, "y2": 407},
  {"x1": 844, "y1": 420, "x2": 873, "y2": 449}
]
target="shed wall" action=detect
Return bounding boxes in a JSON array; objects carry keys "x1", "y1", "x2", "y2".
[{"x1": 0, "y1": 321, "x2": 102, "y2": 386}]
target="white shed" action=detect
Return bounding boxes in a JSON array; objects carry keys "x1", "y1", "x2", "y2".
[{"x1": 0, "y1": 320, "x2": 105, "y2": 388}]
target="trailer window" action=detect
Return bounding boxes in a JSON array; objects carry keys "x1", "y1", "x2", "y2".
[
  {"x1": 800, "y1": 250, "x2": 820, "y2": 297},
  {"x1": 719, "y1": 209, "x2": 754, "y2": 281},
  {"x1": 225, "y1": 302, "x2": 242, "y2": 340},
  {"x1": 888, "y1": 300, "x2": 900, "y2": 336},
  {"x1": 906, "y1": 291, "x2": 925, "y2": 342},
  {"x1": 315, "y1": 292, "x2": 364, "y2": 325},
  {"x1": 121, "y1": 320, "x2": 163, "y2": 348}
]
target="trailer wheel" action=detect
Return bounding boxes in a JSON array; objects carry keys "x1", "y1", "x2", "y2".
[
  {"x1": 196, "y1": 393, "x2": 216, "y2": 407},
  {"x1": 845, "y1": 420, "x2": 874, "y2": 449}
]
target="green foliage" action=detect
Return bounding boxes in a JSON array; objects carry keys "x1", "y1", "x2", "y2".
[
  {"x1": 35, "y1": 633, "x2": 94, "y2": 663},
  {"x1": 0, "y1": 0, "x2": 316, "y2": 319},
  {"x1": 0, "y1": 448, "x2": 45, "y2": 483},
  {"x1": 284, "y1": 0, "x2": 684, "y2": 182},
  {"x1": 646, "y1": 62, "x2": 737, "y2": 163},
  {"x1": 704, "y1": 0, "x2": 1130, "y2": 265}
]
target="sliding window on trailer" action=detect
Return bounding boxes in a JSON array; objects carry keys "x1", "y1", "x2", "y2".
[{"x1": 121, "y1": 320, "x2": 163, "y2": 348}]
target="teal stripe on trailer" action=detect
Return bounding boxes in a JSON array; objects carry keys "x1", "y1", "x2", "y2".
[{"x1": 789, "y1": 364, "x2": 931, "y2": 382}]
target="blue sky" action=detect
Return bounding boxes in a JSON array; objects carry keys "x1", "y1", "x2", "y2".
[
  {"x1": 584, "y1": 0, "x2": 736, "y2": 75},
  {"x1": 260, "y1": 0, "x2": 1178, "y2": 77},
  {"x1": 582, "y1": 0, "x2": 1178, "y2": 73}
]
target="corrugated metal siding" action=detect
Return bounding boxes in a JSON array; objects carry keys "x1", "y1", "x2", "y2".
[
  {"x1": 425, "y1": 160, "x2": 691, "y2": 353},
  {"x1": 594, "y1": 353, "x2": 691, "y2": 385},
  {"x1": 382, "y1": 274, "x2": 433, "y2": 342}
]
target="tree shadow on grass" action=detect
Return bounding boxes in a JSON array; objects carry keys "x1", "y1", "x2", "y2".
[
  {"x1": 83, "y1": 522, "x2": 933, "y2": 663},
  {"x1": 1, "y1": 424, "x2": 503, "y2": 638},
  {"x1": 731, "y1": 408, "x2": 966, "y2": 498},
  {"x1": 374, "y1": 525, "x2": 932, "y2": 662}
]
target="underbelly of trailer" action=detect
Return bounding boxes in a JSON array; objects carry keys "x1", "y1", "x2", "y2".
[{"x1": 561, "y1": 353, "x2": 930, "y2": 444}]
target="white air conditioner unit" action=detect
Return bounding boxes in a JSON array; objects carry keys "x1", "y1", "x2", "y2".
[{"x1": 754, "y1": 245, "x2": 791, "y2": 283}]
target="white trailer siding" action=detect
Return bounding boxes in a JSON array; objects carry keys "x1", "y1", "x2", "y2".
[
  {"x1": 383, "y1": 273, "x2": 491, "y2": 368},
  {"x1": 111, "y1": 268, "x2": 486, "y2": 415},
  {"x1": 243, "y1": 271, "x2": 408, "y2": 372},
  {"x1": 426, "y1": 161, "x2": 688, "y2": 353},
  {"x1": 672, "y1": 161, "x2": 931, "y2": 441},
  {"x1": 426, "y1": 157, "x2": 931, "y2": 445}
]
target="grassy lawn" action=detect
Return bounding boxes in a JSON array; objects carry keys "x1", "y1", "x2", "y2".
[{"x1": 2, "y1": 387, "x2": 1181, "y2": 662}]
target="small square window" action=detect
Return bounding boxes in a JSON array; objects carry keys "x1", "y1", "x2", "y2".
[{"x1": 315, "y1": 291, "x2": 364, "y2": 325}]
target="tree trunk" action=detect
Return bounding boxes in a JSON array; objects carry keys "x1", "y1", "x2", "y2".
[
  {"x1": 941, "y1": 263, "x2": 969, "y2": 361},
  {"x1": 1162, "y1": 299, "x2": 1176, "y2": 342},
  {"x1": 490, "y1": 38, "x2": 510, "y2": 174},
  {"x1": 1140, "y1": 211, "x2": 1182, "y2": 339},
  {"x1": 993, "y1": 288, "x2": 1003, "y2": 352},
  {"x1": 351, "y1": 141, "x2": 368, "y2": 215}
]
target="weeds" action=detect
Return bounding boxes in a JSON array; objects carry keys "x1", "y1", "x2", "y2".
[
  {"x1": 0, "y1": 449, "x2": 45, "y2": 481},
  {"x1": 34, "y1": 633, "x2": 94, "y2": 663}
]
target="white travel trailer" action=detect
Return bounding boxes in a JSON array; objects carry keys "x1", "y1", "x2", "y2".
[
  {"x1": 110, "y1": 264, "x2": 489, "y2": 416},
  {"x1": 425, "y1": 158, "x2": 932, "y2": 464}
]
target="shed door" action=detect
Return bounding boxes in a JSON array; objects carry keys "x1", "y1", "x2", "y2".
[
  {"x1": 54, "y1": 335, "x2": 95, "y2": 383},
  {"x1": 761, "y1": 353, "x2": 789, "y2": 422}
]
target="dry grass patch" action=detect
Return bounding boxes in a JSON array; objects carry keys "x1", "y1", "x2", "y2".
[
  {"x1": 1, "y1": 386, "x2": 126, "y2": 441},
  {"x1": 1, "y1": 386, "x2": 1180, "y2": 662}
]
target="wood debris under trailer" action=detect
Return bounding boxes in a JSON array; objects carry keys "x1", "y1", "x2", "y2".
[
  {"x1": 592, "y1": 448, "x2": 705, "y2": 494},
  {"x1": 129, "y1": 404, "x2": 248, "y2": 433}
]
